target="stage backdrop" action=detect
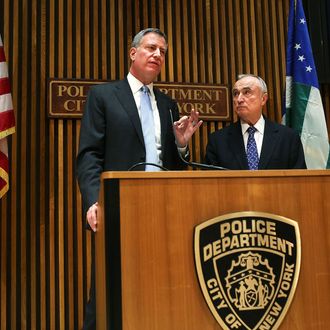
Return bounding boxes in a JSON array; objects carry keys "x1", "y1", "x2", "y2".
[{"x1": 0, "y1": 0, "x2": 329, "y2": 329}]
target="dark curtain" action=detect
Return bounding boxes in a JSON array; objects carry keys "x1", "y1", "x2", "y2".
[{"x1": 303, "y1": 0, "x2": 330, "y2": 83}]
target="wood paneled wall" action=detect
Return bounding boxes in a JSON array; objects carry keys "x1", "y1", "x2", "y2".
[{"x1": 0, "y1": 0, "x2": 329, "y2": 329}]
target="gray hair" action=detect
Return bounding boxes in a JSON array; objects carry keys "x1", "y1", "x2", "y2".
[
  {"x1": 237, "y1": 74, "x2": 268, "y2": 93},
  {"x1": 131, "y1": 28, "x2": 168, "y2": 48}
]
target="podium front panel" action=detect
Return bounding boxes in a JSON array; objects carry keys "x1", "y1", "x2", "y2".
[{"x1": 96, "y1": 170, "x2": 330, "y2": 330}]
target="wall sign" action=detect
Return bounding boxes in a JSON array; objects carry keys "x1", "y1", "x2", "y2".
[{"x1": 48, "y1": 78, "x2": 230, "y2": 121}]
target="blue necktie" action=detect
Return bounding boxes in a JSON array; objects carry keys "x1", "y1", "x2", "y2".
[
  {"x1": 246, "y1": 126, "x2": 259, "y2": 170},
  {"x1": 140, "y1": 86, "x2": 159, "y2": 171}
]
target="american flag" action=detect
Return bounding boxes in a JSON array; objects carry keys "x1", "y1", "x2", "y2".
[{"x1": 0, "y1": 34, "x2": 15, "y2": 198}]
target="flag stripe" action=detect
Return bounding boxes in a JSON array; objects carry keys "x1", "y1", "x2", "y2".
[
  {"x1": 302, "y1": 103, "x2": 330, "y2": 167},
  {"x1": 0, "y1": 92, "x2": 14, "y2": 112},
  {"x1": 0, "y1": 46, "x2": 5, "y2": 62},
  {"x1": 0, "y1": 111, "x2": 15, "y2": 138},
  {"x1": 290, "y1": 82, "x2": 310, "y2": 133},
  {"x1": 0, "y1": 77, "x2": 11, "y2": 95},
  {"x1": 0, "y1": 62, "x2": 9, "y2": 78}
]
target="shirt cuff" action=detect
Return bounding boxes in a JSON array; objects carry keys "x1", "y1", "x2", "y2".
[{"x1": 177, "y1": 145, "x2": 189, "y2": 158}]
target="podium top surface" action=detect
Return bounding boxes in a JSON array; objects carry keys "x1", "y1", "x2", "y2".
[{"x1": 101, "y1": 169, "x2": 329, "y2": 180}]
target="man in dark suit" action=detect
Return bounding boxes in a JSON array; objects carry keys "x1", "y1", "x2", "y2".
[
  {"x1": 76, "y1": 28, "x2": 202, "y2": 329},
  {"x1": 205, "y1": 74, "x2": 306, "y2": 169}
]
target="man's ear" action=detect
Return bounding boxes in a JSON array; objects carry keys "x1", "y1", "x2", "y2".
[
  {"x1": 261, "y1": 93, "x2": 268, "y2": 106},
  {"x1": 130, "y1": 47, "x2": 137, "y2": 61}
]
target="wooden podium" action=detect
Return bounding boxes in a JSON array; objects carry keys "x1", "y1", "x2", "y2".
[{"x1": 95, "y1": 170, "x2": 330, "y2": 330}]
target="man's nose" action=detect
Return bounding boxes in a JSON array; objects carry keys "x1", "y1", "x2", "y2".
[
  {"x1": 237, "y1": 93, "x2": 244, "y2": 102},
  {"x1": 153, "y1": 48, "x2": 161, "y2": 57}
]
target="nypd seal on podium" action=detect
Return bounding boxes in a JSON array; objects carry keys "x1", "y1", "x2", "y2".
[{"x1": 194, "y1": 212, "x2": 301, "y2": 330}]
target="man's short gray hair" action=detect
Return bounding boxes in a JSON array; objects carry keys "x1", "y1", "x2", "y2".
[
  {"x1": 131, "y1": 28, "x2": 168, "y2": 48},
  {"x1": 237, "y1": 74, "x2": 268, "y2": 93}
]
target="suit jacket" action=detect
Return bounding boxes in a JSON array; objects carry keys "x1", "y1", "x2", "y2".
[
  {"x1": 205, "y1": 118, "x2": 306, "y2": 170},
  {"x1": 76, "y1": 78, "x2": 185, "y2": 211}
]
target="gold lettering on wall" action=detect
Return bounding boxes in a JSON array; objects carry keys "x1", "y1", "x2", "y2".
[{"x1": 48, "y1": 79, "x2": 230, "y2": 120}]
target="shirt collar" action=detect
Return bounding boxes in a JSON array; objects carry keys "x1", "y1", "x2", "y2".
[
  {"x1": 127, "y1": 72, "x2": 154, "y2": 96},
  {"x1": 241, "y1": 116, "x2": 265, "y2": 135}
]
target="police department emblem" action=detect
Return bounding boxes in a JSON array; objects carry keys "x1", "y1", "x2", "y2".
[{"x1": 194, "y1": 212, "x2": 301, "y2": 330}]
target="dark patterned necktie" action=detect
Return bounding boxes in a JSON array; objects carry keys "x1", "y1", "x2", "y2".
[{"x1": 246, "y1": 126, "x2": 259, "y2": 170}]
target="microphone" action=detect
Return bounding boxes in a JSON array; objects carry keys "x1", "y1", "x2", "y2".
[
  {"x1": 128, "y1": 162, "x2": 169, "y2": 171},
  {"x1": 170, "y1": 109, "x2": 228, "y2": 171}
]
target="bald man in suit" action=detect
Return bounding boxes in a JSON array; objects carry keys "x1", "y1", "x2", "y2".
[
  {"x1": 205, "y1": 74, "x2": 306, "y2": 170},
  {"x1": 76, "y1": 28, "x2": 202, "y2": 329}
]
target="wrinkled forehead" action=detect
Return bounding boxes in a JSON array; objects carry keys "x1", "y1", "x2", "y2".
[
  {"x1": 233, "y1": 77, "x2": 261, "y2": 92},
  {"x1": 140, "y1": 32, "x2": 167, "y2": 48}
]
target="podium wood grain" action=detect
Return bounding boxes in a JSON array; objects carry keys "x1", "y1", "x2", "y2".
[{"x1": 96, "y1": 170, "x2": 330, "y2": 330}]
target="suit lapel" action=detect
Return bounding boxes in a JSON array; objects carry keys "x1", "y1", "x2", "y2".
[
  {"x1": 113, "y1": 81, "x2": 171, "y2": 149},
  {"x1": 259, "y1": 119, "x2": 279, "y2": 169},
  {"x1": 114, "y1": 79, "x2": 144, "y2": 145},
  {"x1": 228, "y1": 122, "x2": 248, "y2": 169}
]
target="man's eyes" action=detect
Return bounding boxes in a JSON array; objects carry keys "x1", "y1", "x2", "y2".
[
  {"x1": 232, "y1": 89, "x2": 253, "y2": 97},
  {"x1": 146, "y1": 45, "x2": 166, "y2": 55}
]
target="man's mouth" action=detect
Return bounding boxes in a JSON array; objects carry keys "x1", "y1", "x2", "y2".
[{"x1": 149, "y1": 60, "x2": 160, "y2": 67}]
